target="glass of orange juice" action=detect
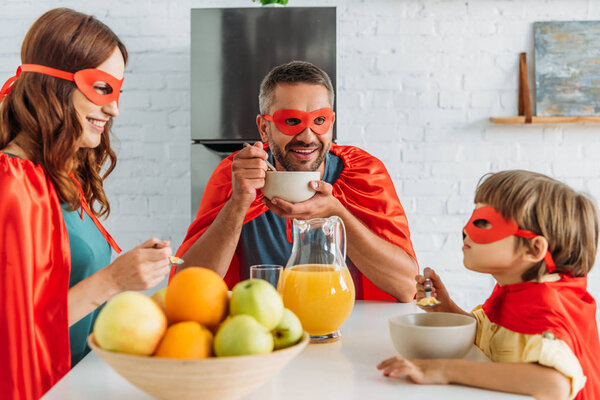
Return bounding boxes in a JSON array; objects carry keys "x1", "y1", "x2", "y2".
[
  {"x1": 280, "y1": 217, "x2": 355, "y2": 343},
  {"x1": 280, "y1": 264, "x2": 354, "y2": 341}
]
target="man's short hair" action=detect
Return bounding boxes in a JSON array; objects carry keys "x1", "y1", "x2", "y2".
[{"x1": 258, "y1": 60, "x2": 335, "y2": 115}]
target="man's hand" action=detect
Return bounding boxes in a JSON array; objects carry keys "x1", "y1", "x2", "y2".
[
  {"x1": 262, "y1": 180, "x2": 342, "y2": 219},
  {"x1": 231, "y1": 142, "x2": 269, "y2": 208}
]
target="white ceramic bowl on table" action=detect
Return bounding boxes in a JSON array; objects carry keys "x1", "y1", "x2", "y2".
[
  {"x1": 262, "y1": 170, "x2": 320, "y2": 203},
  {"x1": 88, "y1": 332, "x2": 309, "y2": 400},
  {"x1": 389, "y1": 312, "x2": 476, "y2": 359}
]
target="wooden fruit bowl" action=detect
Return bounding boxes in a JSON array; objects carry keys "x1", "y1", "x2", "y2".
[{"x1": 88, "y1": 332, "x2": 309, "y2": 400}]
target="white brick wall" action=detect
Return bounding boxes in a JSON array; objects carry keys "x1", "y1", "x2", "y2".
[{"x1": 1, "y1": 1, "x2": 599, "y2": 328}]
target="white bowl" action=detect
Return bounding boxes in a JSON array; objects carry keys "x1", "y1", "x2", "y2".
[
  {"x1": 262, "y1": 170, "x2": 320, "y2": 203},
  {"x1": 88, "y1": 332, "x2": 308, "y2": 400},
  {"x1": 389, "y1": 312, "x2": 476, "y2": 359}
]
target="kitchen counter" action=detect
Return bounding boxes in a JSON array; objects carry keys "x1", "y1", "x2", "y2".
[{"x1": 42, "y1": 301, "x2": 530, "y2": 400}]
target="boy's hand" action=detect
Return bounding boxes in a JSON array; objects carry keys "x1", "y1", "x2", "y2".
[
  {"x1": 377, "y1": 355, "x2": 449, "y2": 384},
  {"x1": 415, "y1": 267, "x2": 453, "y2": 313}
]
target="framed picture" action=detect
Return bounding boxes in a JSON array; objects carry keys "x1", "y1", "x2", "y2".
[{"x1": 534, "y1": 21, "x2": 600, "y2": 116}]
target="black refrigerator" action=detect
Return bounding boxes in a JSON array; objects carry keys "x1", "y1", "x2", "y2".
[{"x1": 190, "y1": 7, "x2": 337, "y2": 215}]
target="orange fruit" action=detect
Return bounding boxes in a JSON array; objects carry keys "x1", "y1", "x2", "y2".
[
  {"x1": 154, "y1": 321, "x2": 213, "y2": 359},
  {"x1": 165, "y1": 267, "x2": 229, "y2": 329}
]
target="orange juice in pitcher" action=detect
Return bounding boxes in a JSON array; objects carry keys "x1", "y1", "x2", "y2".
[
  {"x1": 280, "y1": 264, "x2": 354, "y2": 337},
  {"x1": 281, "y1": 217, "x2": 355, "y2": 342}
]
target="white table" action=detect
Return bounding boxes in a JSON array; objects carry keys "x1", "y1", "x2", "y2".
[{"x1": 43, "y1": 301, "x2": 531, "y2": 400}]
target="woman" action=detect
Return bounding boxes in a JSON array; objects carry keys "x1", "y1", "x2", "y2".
[{"x1": 0, "y1": 8, "x2": 171, "y2": 400}]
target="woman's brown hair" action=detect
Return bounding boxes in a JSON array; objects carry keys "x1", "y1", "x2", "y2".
[
  {"x1": 474, "y1": 170, "x2": 599, "y2": 280},
  {"x1": 0, "y1": 8, "x2": 128, "y2": 217}
]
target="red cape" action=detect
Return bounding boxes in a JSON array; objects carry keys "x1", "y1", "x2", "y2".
[
  {"x1": 173, "y1": 144, "x2": 416, "y2": 301},
  {"x1": 0, "y1": 153, "x2": 120, "y2": 400},
  {"x1": 483, "y1": 275, "x2": 600, "y2": 399}
]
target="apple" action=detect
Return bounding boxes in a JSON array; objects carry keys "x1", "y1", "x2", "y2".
[
  {"x1": 151, "y1": 287, "x2": 167, "y2": 313},
  {"x1": 213, "y1": 315, "x2": 274, "y2": 356},
  {"x1": 272, "y1": 308, "x2": 303, "y2": 350},
  {"x1": 229, "y1": 279, "x2": 283, "y2": 330},
  {"x1": 93, "y1": 291, "x2": 167, "y2": 356}
]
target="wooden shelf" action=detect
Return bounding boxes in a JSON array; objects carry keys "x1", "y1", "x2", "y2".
[
  {"x1": 490, "y1": 116, "x2": 600, "y2": 124},
  {"x1": 493, "y1": 54, "x2": 600, "y2": 125}
]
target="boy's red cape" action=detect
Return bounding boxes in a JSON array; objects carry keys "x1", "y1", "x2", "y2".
[
  {"x1": 0, "y1": 153, "x2": 120, "y2": 400},
  {"x1": 483, "y1": 275, "x2": 600, "y2": 399},
  {"x1": 173, "y1": 144, "x2": 416, "y2": 301}
]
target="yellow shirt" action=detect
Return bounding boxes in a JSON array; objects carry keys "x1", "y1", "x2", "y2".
[{"x1": 472, "y1": 274, "x2": 586, "y2": 399}]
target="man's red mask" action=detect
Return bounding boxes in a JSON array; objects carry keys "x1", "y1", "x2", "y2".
[
  {"x1": 464, "y1": 206, "x2": 556, "y2": 273},
  {"x1": 262, "y1": 108, "x2": 334, "y2": 136},
  {"x1": 0, "y1": 64, "x2": 123, "y2": 106}
]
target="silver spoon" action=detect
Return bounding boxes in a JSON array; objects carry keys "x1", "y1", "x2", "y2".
[
  {"x1": 169, "y1": 256, "x2": 184, "y2": 267},
  {"x1": 243, "y1": 142, "x2": 276, "y2": 171},
  {"x1": 152, "y1": 243, "x2": 184, "y2": 267},
  {"x1": 417, "y1": 269, "x2": 441, "y2": 308}
]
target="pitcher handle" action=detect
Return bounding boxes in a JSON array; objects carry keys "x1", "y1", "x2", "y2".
[{"x1": 332, "y1": 216, "x2": 346, "y2": 260}]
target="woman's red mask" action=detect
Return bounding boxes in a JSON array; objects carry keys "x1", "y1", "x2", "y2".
[
  {"x1": 0, "y1": 64, "x2": 123, "y2": 106},
  {"x1": 464, "y1": 206, "x2": 556, "y2": 273},
  {"x1": 262, "y1": 107, "x2": 334, "y2": 136}
]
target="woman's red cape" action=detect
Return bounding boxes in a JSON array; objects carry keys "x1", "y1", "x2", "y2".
[
  {"x1": 172, "y1": 144, "x2": 416, "y2": 301},
  {"x1": 0, "y1": 153, "x2": 120, "y2": 400},
  {"x1": 483, "y1": 275, "x2": 600, "y2": 399}
]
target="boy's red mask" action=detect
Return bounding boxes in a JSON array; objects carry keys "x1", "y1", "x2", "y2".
[
  {"x1": 262, "y1": 107, "x2": 334, "y2": 136},
  {"x1": 464, "y1": 206, "x2": 556, "y2": 273},
  {"x1": 0, "y1": 64, "x2": 123, "y2": 106}
]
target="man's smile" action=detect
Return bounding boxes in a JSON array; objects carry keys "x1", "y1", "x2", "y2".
[{"x1": 288, "y1": 146, "x2": 319, "y2": 160}]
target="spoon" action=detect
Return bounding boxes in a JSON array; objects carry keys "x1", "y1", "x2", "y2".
[
  {"x1": 417, "y1": 269, "x2": 441, "y2": 308},
  {"x1": 169, "y1": 256, "x2": 184, "y2": 266},
  {"x1": 243, "y1": 142, "x2": 276, "y2": 171},
  {"x1": 152, "y1": 243, "x2": 184, "y2": 267}
]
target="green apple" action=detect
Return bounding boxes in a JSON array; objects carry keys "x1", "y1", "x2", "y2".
[
  {"x1": 213, "y1": 315, "x2": 274, "y2": 356},
  {"x1": 93, "y1": 291, "x2": 167, "y2": 355},
  {"x1": 230, "y1": 279, "x2": 283, "y2": 330},
  {"x1": 272, "y1": 308, "x2": 303, "y2": 350}
]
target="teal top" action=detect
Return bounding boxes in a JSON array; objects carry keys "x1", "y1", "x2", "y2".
[
  {"x1": 62, "y1": 204, "x2": 112, "y2": 367},
  {"x1": 3, "y1": 152, "x2": 112, "y2": 366}
]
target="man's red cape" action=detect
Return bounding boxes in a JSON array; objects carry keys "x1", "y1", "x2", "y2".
[
  {"x1": 483, "y1": 275, "x2": 600, "y2": 399},
  {"x1": 0, "y1": 153, "x2": 120, "y2": 400},
  {"x1": 173, "y1": 144, "x2": 416, "y2": 301}
]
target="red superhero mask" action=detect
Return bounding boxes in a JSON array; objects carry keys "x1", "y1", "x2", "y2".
[
  {"x1": 464, "y1": 206, "x2": 556, "y2": 273},
  {"x1": 262, "y1": 107, "x2": 334, "y2": 136},
  {"x1": 0, "y1": 64, "x2": 123, "y2": 106}
]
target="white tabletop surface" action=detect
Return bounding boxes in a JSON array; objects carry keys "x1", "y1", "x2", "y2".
[{"x1": 42, "y1": 300, "x2": 531, "y2": 400}]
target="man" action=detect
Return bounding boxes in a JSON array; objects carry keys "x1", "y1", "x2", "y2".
[{"x1": 174, "y1": 61, "x2": 417, "y2": 301}]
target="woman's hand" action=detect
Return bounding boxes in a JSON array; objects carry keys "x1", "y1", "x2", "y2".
[
  {"x1": 105, "y1": 237, "x2": 172, "y2": 292},
  {"x1": 68, "y1": 237, "x2": 172, "y2": 326},
  {"x1": 377, "y1": 355, "x2": 449, "y2": 384}
]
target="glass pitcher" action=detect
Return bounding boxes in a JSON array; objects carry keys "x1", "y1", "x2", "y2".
[{"x1": 279, "y1": 216, "x2": 355, "y2": 343}]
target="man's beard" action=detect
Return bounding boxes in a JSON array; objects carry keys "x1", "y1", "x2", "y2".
[{"x1": 269, "y1": 133, "x2": 330, "y2": 172}]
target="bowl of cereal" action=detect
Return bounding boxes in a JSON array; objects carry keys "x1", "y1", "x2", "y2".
[
  {"x1": 389, "y1": 312, "x2": 476, "y2": 359},
  {"x1": 261, "y1": 170, "x2": 320, "y2": 203}
]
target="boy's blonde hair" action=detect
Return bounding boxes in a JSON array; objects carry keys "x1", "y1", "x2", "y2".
[{"x1": 474, "y1": 170, "x2": 598, "y2": 280}]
